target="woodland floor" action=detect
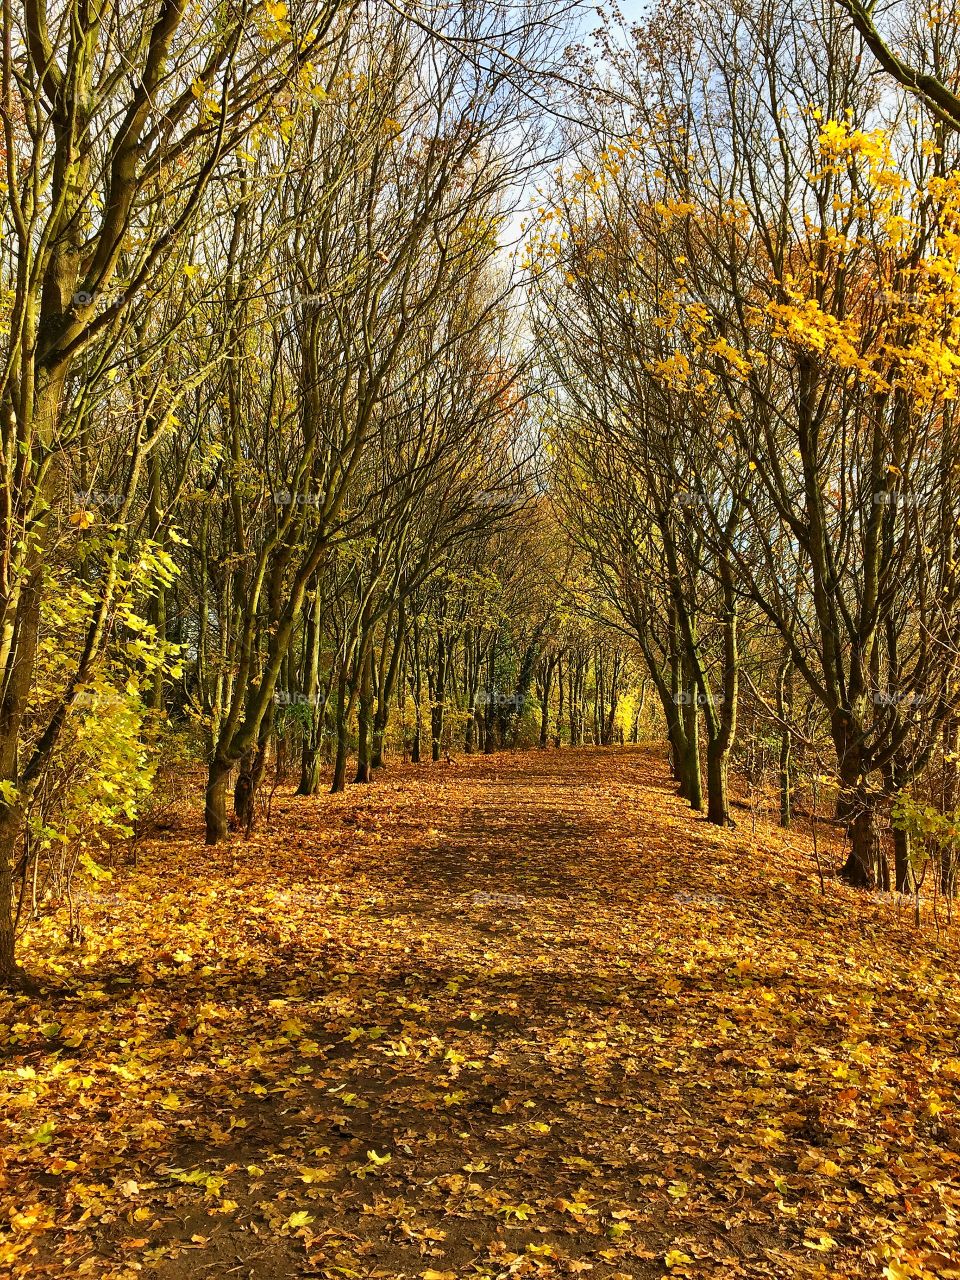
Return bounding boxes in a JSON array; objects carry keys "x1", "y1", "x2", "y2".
[{"x1": 2, "y1": 748, "x2": 960, "y2": 1280}]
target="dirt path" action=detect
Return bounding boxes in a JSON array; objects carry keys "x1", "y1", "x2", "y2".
[{"x1": 3, "y1": 749, "x2": 960, "y2": 1279}]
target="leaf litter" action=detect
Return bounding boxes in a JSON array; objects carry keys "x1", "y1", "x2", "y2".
[{"x1": 2, "y1": 748, "x2": 960, "y2": 1279}]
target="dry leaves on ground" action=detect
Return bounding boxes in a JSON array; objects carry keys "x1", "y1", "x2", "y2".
[{"x1": 2, "y1": 748, "x2": 959, "y2": 1280}]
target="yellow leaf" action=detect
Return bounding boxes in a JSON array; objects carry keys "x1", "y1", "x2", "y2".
[
  {"x1": 285, "y1": 1210, "x2": 314, "y2": 1229},
  {"x1": 665, "y1": 1250, "x2": 694, "y2": 1269},
  {"x1": 803, "y1": 1234, "x2": 837, "y2": 1251}
]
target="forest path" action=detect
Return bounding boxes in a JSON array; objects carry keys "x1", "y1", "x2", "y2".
[{"x1": 3, "y1": 749, "x2": 960, "y2": 1279}]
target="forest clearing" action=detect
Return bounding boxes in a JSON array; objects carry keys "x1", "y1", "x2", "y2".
[{"x1": 2, "y1": 748, "x2": 959, "y2": 1280}]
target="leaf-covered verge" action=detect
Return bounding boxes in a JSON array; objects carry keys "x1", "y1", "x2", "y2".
[{"x1": 2, "y1": 748, "x2": 959, "y2": 1280}]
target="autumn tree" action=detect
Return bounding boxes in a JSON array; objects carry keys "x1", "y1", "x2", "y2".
[
  {"x1": 532, "y1": 0, "x2": 960, "y2": 881},
  {"x1": 0, "y1": 0, "x2": 350, "y2": 984}
]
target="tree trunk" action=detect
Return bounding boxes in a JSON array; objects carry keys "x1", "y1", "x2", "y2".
[
  {"x1": 940, "y1": 844, "x2": 956, "y2": 898},
  {"x1": 372, "y1": 604, "x2": 404, "y2": 770},
  {"x1": 776, "y1": 661, "x2": 792, "y2": 828},
  {"x1": 539, "y1": 663, "x2": 552, "y2": 749},
  {"x1": 205, "y1": 756, "x2": 232, "y2": 845},
  {"x1": 682, "y1": 696, "x2": 703, "y2": 811},
  {"x1": 555, "y1": 657, "x2": 564, "y2": 747},
  {"x1": 234, "y1": 744, "x2": 266, "y2": 835},
  {"x1": 0, "y1": 555, "x2": 45, "y2": 982},
  {"x1": 894, "y1": 825, "x2": 915, "y2": 894},
  {"x1": 331, "y1": 668, "x2": 350, "y2": 793},
  {"x1": 667, "y1": 719, "x2": 686, "y2": 788},
  {"x1": 484, "y1": 648, "x2": 497, "y2": 754},
  {"x1": 778, "y1": 744, "x2": 792, "y2": 828},
  {"x1": 706, "y1": 740, "x2": 730, "y2": 826},
  {"x1": 299, "y1": 745, "x2": 322, "y2": 797},
  {"x1": 355, "y1": 649, "x2": 373, "y2": 784},
  {"x1": 841, "y1": 800, "x2": 889, "y2": 890},
  {"x1": 371, "y1": 710, "x2": 387, "y2": 770},
  {"x1": 236, "y1": 705, "x2": 273, "y2": 833},
  {"x1": 0, "y1": 804, "x2": 20, "y2": 985},
  {"x1": 660, "y1": 682, "x2": 688, "y2": 792},
  {"x1": 297, "y1": 594, "x2": 324, "y2": 795},
  {"x1": 411, "y1": 628, "x2": 423, "y2": 764},
  {"x1": 332, "y1": 724, "x2": 349, "y2": 793},
  {"x1": 431, "y1": 630, "x2": 447, "y2": 762},
  {"x1": 234, "y1": 751, "x2": 255, "y2": 833},
  {"x1": 463, "y1": 646, "x2": 479, "y2": 753}
]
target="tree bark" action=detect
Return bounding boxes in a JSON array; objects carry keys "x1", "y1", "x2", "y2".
[
  {"x1": 297, "y1": 594, "x2": 324, "y2": 795},
  {"x1": 205, "y1": 756, "x2": 232, "y2": 845},
  {"x1": 706, "y1": 741, "x2": 729, "y2": 827},
  {"x1": 331, "y1": 667, "x2": 351, "y2": 793},
  {"x1": 0, "y1": 804, "x2": 21, "y2": 985},
  {"x1": 538, "y1": 657, "x2": 555, "y2": 749},
  {"x1": 841, "y1": 798, "x2": 889, "y2": 890},
  {"x1": 776, "y1": 661, "x2": 792, "y2": 828},
  {"x1": 682, "y1": 696, "x2": 703, "y2": 812},
  {"x1": 355, "y1": 648, "x2": 374, "y2": 784},
  {"x1": 431, "y1": 628, "x2": 447, "y2": 762},
  {"x1": 894, "y1": 825, "x2": 915, "y2": 895}
]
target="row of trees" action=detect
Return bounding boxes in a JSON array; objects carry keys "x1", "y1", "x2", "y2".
[
  {"x1": 0, "y1": 0, "x2": 579, "y2": 982},
  {"x1": 6, "y1": 0, "x2": 960, "y2": 983},
  {"x1": 535, "y1": 0, "x2": 960, "y2": 890},
  {"x1": 263, "y1": 540, "x2": 647, "y2": 785}
]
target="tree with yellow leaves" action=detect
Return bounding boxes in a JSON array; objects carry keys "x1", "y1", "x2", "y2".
[{"x1": 535, "y1": 0, "x2": 960, "y2": 888}]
